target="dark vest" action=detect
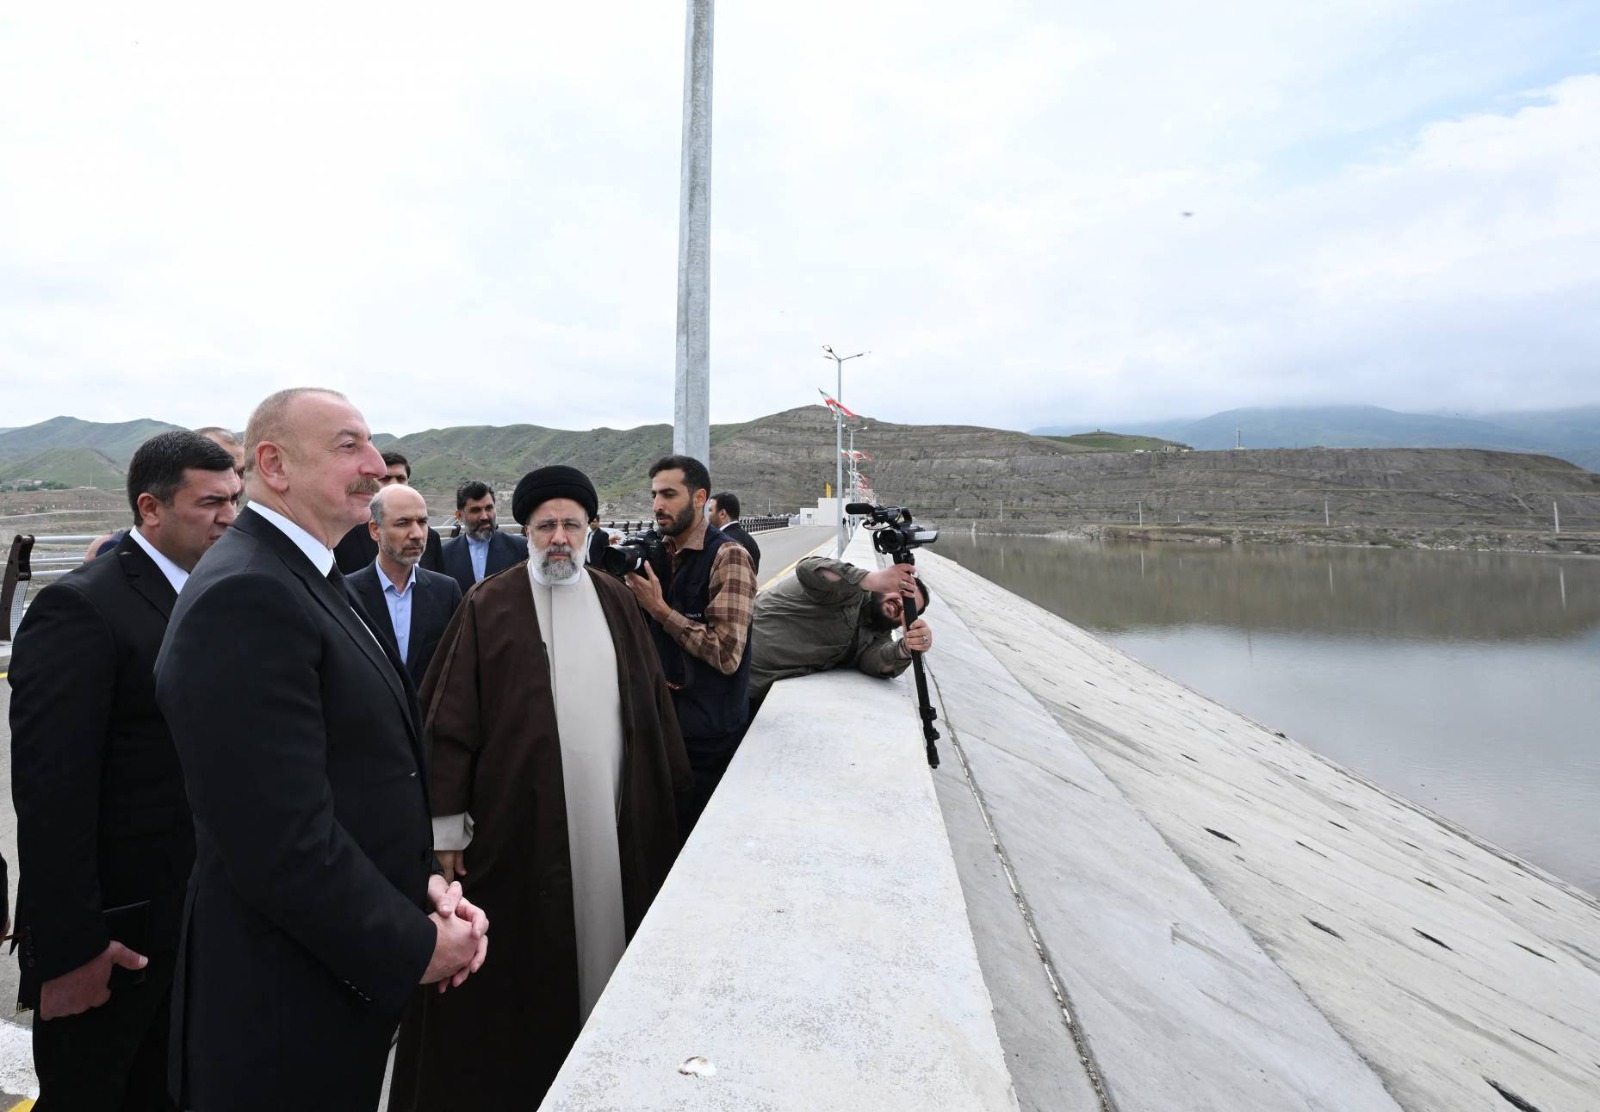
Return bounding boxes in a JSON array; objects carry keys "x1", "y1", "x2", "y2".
[{"x1": 650, "y1": 525, "x2": 752, "y2": 741}]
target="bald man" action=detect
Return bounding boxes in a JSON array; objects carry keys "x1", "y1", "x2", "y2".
[
  {"x1": 154, "y1": 387, "x2": 487, "y2": 1110},
  {"x1": 344, "y1": 484, "x2": 463, "y2": 687}
]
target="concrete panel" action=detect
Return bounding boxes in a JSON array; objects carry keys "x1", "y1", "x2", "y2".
[
  {"x1": 539, "y1": 669, "x2": 1018, "y2": 1111},
  {"x1": 922, "y1": 571, "x2": 1400, "y2": 1111},
  {"x1": 933, "y1": 763, "x2": 1101, "y2": 1112},
  {"x1": 924, "y1": 550, "x2": 1600, "y2": 1112}
]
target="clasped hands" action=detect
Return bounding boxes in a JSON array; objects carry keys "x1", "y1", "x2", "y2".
[{"x1": 421, "y1": 872, "x2": 489, "y2": 993}]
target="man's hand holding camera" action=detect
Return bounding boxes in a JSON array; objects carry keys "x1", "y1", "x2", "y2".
[{"x1": 860, "y1": 562, "x2": 934, "y2": 658}]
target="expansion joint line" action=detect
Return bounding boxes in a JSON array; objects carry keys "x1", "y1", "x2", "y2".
[{"x1": 926, "y1": 665, "x2": 1117, "y2": 1112}]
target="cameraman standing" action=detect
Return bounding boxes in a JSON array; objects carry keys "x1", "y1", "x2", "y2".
[{"x1": 625, "y1": 455, "x2": 758, "y2": 840}]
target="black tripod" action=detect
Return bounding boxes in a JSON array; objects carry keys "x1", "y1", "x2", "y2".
[{"x1": 891, "y1": 549, "x2": 941, "y2": 769}]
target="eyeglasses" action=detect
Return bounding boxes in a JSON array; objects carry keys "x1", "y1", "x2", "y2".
[{"x1": 530, "y1": 518, "x2": 586, "y2": 537}]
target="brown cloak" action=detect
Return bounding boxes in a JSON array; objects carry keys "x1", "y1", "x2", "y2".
[{"x1": 387, "y1": 564, "x2": 692, "y2": 1111}]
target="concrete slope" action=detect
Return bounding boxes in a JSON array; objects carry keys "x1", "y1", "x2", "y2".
[
  {"x1": 922, "y1": 550, "x2": 1600, "y2": 1112},
  {"x1": 923, "y1": 559, "x2": 1400, "y2": 1111}
]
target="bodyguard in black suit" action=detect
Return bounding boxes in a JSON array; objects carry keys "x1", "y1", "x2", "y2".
[
  {"x1": 153, "y1": 389, "x2": 487, "y2": 1111},
  {"x1": 333, "y1": 448, "x2": 444, "y2": 575},
  {"x1": 9, "y1": 431, "x2": 241, "y2": 1109},
  {"x1": 709, "y1": 491, "x2": 762, "y2": 575},
  {"x1": 439, "y1": 478, "x2": 527, "y2": 594},
  {"x1": 344, "y1": 484, "x2": 463, "y2": 688}
]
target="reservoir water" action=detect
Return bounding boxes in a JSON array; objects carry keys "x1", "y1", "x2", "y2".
[{"x1": 938, "y1": 534, "x2": 1600, "y2": 896}]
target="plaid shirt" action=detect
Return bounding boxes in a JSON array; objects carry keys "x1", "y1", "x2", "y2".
[{"x1": 660, "y1": 526, "x2": 757, "y2": 676}]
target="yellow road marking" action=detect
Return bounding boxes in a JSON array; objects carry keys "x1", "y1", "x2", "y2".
[
  {"x1": 757, "y1": 536, "x2": 836, "y2": 593},
  {"x1": 9, "y1": 1098, "x2": 35, "y2": 1111}
]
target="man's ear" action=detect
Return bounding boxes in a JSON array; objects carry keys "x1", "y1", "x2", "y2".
[
  {"x1": 135, "y1": 492, "x2": 163, "y2": 529},
  {"x1": 254, "y1": 442, "x2": 293, "y2": 494}
]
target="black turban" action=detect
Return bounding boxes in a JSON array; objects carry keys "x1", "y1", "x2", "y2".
[{"x1": 512, "y1": 465, "x2": 599, "y2": 525}]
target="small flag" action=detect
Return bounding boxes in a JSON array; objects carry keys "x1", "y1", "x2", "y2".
[{"x1": 817, "y1": 388, "x2": 859, "y2": 420}]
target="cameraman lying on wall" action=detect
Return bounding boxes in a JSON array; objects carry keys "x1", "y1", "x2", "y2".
[{"x1": 746, "y1": 556, "x2": 933, "y2": 720}]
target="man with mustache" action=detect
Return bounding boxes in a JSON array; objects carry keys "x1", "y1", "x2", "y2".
[
  {"x1": 439, "y1": 479, "x2": 528, "y2": 595},
  {"x1": 388, "y1": 464, "x2": 689, "y2": 1110},
  {"x1": 154, "y1": 387, "x2": 488, "y2": 1110},
  {"x1": 343, "y1": 483, "x2": 462, "y2": 687},
  {"x1": 333, "y1": 450, "x2": 446, "y2": 576}
]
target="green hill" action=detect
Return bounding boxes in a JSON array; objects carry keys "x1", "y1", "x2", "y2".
[
  {"x1": 0, "y1": 446, "x2": 126, "y2": 490},
  {"x1": 0, "y1": 416, "x2": 185, "y2": 465}
]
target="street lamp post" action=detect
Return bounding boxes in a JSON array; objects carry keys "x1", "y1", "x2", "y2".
[
  {"x1": 822, "y1": 345, "x2": 868, "y2": 556},
  {"x1": 847, "y1": 421, "x2": 870, "y2": 500}
]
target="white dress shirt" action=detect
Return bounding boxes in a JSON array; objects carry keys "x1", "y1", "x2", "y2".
[{"x1": 127, "y1": 527, "x2": 190, "y2": 595}]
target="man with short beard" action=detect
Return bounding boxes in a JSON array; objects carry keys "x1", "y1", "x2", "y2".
[
  {"x1": 333, "y1": 451, "x2": 446, "y2": 575},
  {"x1": 344, "y1": 483, "x2": 462, "y2": 687},
  {"x1": 746, "y1": 555, "x2": 933, "y2": 713},
  {"x1": 439, "y1": 479, "x2": 528, "y2": 595},
  {"x1": 624, "y1": 455, "x2": 758, "y2": 840},
  {"x1": 388, "y1": 464, "x2": 690, "y2": 1111}
]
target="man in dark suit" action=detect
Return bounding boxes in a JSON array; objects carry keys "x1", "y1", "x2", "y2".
[
  {"x1": 584, "y1": 513, "x2": 615, "y2": 567},
  {"x1": 439, "y1": 479, "x2": 527, "y2": 595},
  {"x1": 154, "y1": 387, "x2": 487, "y2": 1111},
  {"x1": 708, "y1": 491, "x2": 761, "y2": 575},
  {"x1": 345, "y1": 484, "x2": 463, "y2": 687},
  {"x1": 9, "y1": 430, "x2": 241, "y2": 1108},
  {"x1": 333, "y1": 450, "x2": 444, "y2": 575}
]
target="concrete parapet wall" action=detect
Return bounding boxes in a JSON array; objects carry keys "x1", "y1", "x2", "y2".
[{"x1": 539, "y1": 529, "x2": 1018, "y2": 1110}]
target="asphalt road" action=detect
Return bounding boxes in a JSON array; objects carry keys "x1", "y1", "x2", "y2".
[{"x1": 0, "y1": 524, "x2": 837, "y2": 1107}]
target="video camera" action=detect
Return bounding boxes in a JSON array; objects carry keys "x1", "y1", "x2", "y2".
[
  {"x1": 596, "y1": 527, "x2": 673, "y2": 583},
  {"x1": 845, "y1": 503, "x2": 939, "y2": 561}
]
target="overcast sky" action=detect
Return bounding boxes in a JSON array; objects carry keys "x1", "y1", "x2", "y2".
[{"x1": 2, "y1": 2, "x2": 1597, "y2": 437}]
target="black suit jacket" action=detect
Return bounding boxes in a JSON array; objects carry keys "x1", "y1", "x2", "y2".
[
  {"x1": 154, "y1": 508, "x2": 436, "y2": 1111},
  {"x1": 8, "y1": 533, "x2": 194, "y2": 1007},
  {"x1": 333, "y1": 522, "x2": 444, "y2": 576},
  {"x1": 722, "y1": 521, "x2": 762, "y2": 575},
  {"x1": 344, "y1": 561, "x2": 463, "y2": 688},
  {"x1": 439, "y1": 528, "x2": 528, "y2": 595}
]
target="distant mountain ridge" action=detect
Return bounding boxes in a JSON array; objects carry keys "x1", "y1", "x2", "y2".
[
  {"x1": 1033, "y1": 404, "x2": 1600, "y2": 471},
  {"x1": 0, "y1": 416, "x2": 185, "y2": 466},
  {"x1": 4, "y1": 409, "x2": 1598, "y2": 538}
]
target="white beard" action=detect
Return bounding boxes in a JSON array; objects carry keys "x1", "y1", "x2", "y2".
[{"x1": 535, "y1": 544, "x2": 581, "y2": 584}]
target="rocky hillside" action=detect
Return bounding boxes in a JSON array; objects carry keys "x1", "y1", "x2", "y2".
[{"x1": 3, "y1": 408, "x2": 1597, "y2": 536}]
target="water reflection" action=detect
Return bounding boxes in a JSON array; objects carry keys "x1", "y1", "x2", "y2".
[
  {"x1": 941, "y1": 536, "x2": 1600, "y2": 641},
  {"x1": 939, "y1": 534, "x2": 1600, "y2": 895}
]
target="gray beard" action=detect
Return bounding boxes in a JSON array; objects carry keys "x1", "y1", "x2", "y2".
[{"x1": 539, "y1": 548, "x2": 581, "y2": 582}]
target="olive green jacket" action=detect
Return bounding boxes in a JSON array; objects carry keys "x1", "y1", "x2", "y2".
[{"x1": 748, "y1": 556, "x2": 910, "y2": 701}]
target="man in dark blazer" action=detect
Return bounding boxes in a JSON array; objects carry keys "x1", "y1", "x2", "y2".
[
  {"x1": 153, "y1": 388, "x2": 487, "y2": 1111},
  {"x1": 708, "y1": 491, "x2": 761, "y2": 575},
  {"x1": 9, "y1": 430, "x2": 241, "y2": 1108},
  {"x1": 439, "y1": 478, "x2": 527, "y2": 594},
  {"x1": 345, "y1": 484, "x2": 463, "y2": 687},
  {"x1": 333, "y1": 450, "x2": 444, "y2": 575}
]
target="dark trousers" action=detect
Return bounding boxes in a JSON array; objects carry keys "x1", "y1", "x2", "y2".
[
  {"x1": 676, "y1": 732, "x2": 743, "y2": 844},
  {"x1": 32, "y1": 958, "x2": 177, "y2": 1112}
]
